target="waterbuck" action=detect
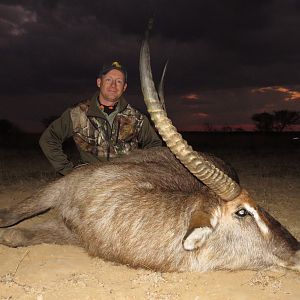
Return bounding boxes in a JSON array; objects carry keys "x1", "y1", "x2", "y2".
[{"x1": 0, "y1": 32, "x2": 299, "y2": 273}]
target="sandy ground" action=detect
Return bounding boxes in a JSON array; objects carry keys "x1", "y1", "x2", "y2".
[{"x1": 0, "y1": 148, "x2": 299, "y2": 299}]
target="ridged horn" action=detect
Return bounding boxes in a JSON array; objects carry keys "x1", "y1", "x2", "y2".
[{"x1": 139, "y1": 32, "x2": 241, "y2": 201}]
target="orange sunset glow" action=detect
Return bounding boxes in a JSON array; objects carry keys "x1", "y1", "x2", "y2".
[
  {"x1": 252, "y1": 86, "x2": 300, "y2": 101},
  {"x1": 182, "y1": 93, "x2": 201, "y2": 101}
]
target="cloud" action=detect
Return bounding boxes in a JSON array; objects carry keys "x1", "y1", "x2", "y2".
[
  {"x1": 0, "y1": 4, "x2": 36, "y2": 36},
  {"x1": 193, "y1": 112, "x2": 209, "y2": 118},
  {"x1": 182, "y1": 93, "x2": 201, "y2": 101},
  {"x1": 252, "y1": 86, "x2": 300, "y2": 102},
  {"x1": 1, "y1": 1, "x2": 300, "y2": 132},
  {"x1": 1, "y1": 0, "x2": 300, "y2": 96}
]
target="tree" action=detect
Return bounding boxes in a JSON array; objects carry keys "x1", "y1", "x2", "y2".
[
  {"x1": 0, "y1": 119, "x2": 21, "y2": 135},
  {"x1": 273, "y1": 110, "x2": 300, "y2": 132},
  {"x1": 0, "y1": 119, "x2": 22, "y2": 146},
  {"x1": 251, "y1": 110, "x2": 300, "y2": 132},
  {"x1": 221, "y1": 126, "x2": 233, "y2": 132},
  {"x1": 251, "y1": 112, "x2": 274, "y2": 132},
  {"x1": 202, "y1": 122, "x2": 215, "y2": 132}
]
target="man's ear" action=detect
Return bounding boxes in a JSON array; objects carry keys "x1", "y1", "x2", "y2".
[
  {"x1": 183, "y1": 209, "x2": 213, "y2": 251},
  {"x1": 123, "y1": 82, "x2": 127, "y2": 92},
  {"x1": 96, "y1": 78, "x2": 101, "y2": 87}
]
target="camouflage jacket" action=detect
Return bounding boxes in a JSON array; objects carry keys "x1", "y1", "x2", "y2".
[{"x1": 39, "y1": 92, "x2": 162, "y2": 175}]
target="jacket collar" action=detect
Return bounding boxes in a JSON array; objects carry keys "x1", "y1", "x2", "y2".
[{"x1": 87, "y1": 91, "x2": 128, "y2": 118}]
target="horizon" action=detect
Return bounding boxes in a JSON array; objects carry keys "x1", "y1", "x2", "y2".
[{"x1": 3, "y1": 87, "x2": 300, "y2": 133}]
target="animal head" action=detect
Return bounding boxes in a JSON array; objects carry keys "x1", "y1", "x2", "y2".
[{"x1": 139, "y1": 24, "x2": 300, "y2": 272}]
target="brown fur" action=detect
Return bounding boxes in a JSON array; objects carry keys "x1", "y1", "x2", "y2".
[{"x1": 0, "y1": 147, "x2": 299, "y2": 272}]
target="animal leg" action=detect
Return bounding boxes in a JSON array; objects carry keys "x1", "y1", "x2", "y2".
[
  {"x1": 0, "y1": 181, "x2": 64, "y2": 227},
  {"x1": 0, "y1": 197, "x2": 48, "y2": 227},
  {"x1": 0, "y1": 219, "x2": 80, "y2": 247}
]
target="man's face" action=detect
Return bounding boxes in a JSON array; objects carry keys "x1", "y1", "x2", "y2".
[{"x1": 97, "y1": 69, "x2": 127, "y2": 104}]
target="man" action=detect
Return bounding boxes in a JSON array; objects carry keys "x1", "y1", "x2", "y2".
[{"x1": 39, "y1": 61, "x2": 162, "y2": 175}]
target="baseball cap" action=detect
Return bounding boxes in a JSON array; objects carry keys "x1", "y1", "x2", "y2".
[{"x1": 98, "y1": 61, "x2": 127, "y2": 82}]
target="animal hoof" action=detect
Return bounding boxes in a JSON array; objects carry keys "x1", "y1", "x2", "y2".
[{"x1": 0, "y1": 228, "x2": 25, "y2": 247}]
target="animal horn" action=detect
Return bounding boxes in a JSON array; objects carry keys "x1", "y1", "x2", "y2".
[
  {"x1": 158, "y1": 60, "x2": 168, "y2": 111},
  {"x1": 139, "y1": 31, "x2": 241, "y2": 201}
]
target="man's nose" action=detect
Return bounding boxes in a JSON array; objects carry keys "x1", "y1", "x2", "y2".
[{"x1": 110, "y1": 80, "x2": 117, "y2": 87}]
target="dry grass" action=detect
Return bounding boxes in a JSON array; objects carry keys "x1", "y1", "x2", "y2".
[
  {"x1": 0, "y1": 149, "x2": 56, "y2": 186},
  {"x1": 0, "y1": 133, "x2": 299, "y2": 300}
]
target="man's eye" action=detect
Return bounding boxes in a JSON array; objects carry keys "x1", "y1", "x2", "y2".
[{"x1": 235, "y1": 208, "x2": 250, "y2": 218}]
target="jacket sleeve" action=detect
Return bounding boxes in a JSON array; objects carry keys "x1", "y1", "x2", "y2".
[
  {"x1": 39, "y1": 109, "x2": 74, "y2": 175},
  {"x1": 138, "y1": 115, "x2": 162, "y2": 149}
]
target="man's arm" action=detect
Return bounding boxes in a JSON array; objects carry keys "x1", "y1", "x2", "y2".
[
  {"x1": 39, "y1": 109, "x2": 74, "y2": 175},
  {"x1": 138, "y1": 115, "x2": 162, "y2": 149}
]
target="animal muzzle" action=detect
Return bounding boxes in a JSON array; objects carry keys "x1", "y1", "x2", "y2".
[{"x1": 287, "y1": 248, "x2": 300, "y2": 272}]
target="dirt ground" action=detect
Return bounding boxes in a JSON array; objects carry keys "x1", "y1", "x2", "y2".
[{"x1": 0, "y1": 146, "x2": 299, "y2": 299}]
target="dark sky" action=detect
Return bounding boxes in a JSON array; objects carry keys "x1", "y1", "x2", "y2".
[{"x1": 1, "y1": 0, "x2": 300, "y2": 132}]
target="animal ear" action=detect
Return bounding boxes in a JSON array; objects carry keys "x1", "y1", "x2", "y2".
[
  {"x1": 183, "y1": 227, "x2": 213, "y2": 251},
  {"x1": 183, "y1": 209, "x2": 213, "y2": 251}
]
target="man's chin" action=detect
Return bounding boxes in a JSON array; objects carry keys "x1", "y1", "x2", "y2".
[
  {"x1": 108, "y1": 98, "x2": 119, "y2": 103},
  {"x1": 107, "y1": 94, "x2": 120, "y2": 101},
  {"x1": 100, "y1": 93, "x2": 121, "y2": 104},
  {"x1": 104, "y1": 98, "x2": 119, "y2": 105}
]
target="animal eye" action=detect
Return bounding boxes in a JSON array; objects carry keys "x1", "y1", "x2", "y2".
[{"x1": 235, "y1": 208, "x2": 249, "y2": 218}]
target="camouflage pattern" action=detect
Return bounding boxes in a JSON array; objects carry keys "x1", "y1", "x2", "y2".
[
  {"x1": 39, "y1": 92, "x2": 161, "y2": 175},
  {"x1": 70, "y1": 99, "x2": 144, "y2": 160}
]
